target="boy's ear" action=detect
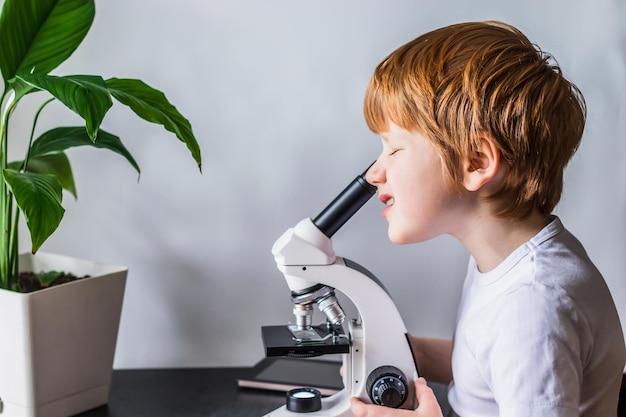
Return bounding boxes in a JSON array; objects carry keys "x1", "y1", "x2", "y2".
[{"x1": 462, "y1": 135, "x2": 501, "y2": 192}]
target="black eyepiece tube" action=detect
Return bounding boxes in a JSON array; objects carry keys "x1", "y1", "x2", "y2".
[{"x1": 312, "y1": 162, "x2": 377, "y2": 238}]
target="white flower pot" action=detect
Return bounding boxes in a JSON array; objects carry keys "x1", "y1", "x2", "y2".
[{"x1": 0, "y1": 253, "x2": 127, "y2": 417}]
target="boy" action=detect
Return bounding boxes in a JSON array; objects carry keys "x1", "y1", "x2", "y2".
[{"x1": 350, "y1": 21, "x2": 626, "y2": 417}]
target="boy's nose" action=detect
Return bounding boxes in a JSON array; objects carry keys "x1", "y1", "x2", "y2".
[{"x1": 365, "y1": 160, "x2": 384, "y2": 185}]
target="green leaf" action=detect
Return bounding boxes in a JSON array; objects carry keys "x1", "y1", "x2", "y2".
[
  {"x1": 9, "y1": 153, "x2": 77, "y2": 198},
  {"x1": 105, "y1": 78, "x2": 202, "y2": 170},
  {"x1": 2, "y1": 169, "x2": 64, "y2": 253},
  {"x1": 29, "y1": 126, "x2": 140, "y2": 175},
  {"x1": 0, "y1": 0, "x2": 95, "y2": 84},
  {"x1": 36, "y1": 270, "x2": 63, "y2": 287},
  {"x1": 16, "y1": 74, "x2": 112, "y2": 140}
]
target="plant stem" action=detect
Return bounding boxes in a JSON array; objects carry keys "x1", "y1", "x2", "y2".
[
  {"x1": 0, "y1": 91, "x2": 9, "y2": 288},
  {"x1": 8, "y1": 199, "x2": 18, "y2": 289},
  {"x1": 22, "y1": 98, "x2": 54, "y2": 171},
  {"x1": 0, "y1": 89, "x2": 17, "y2": 289}
]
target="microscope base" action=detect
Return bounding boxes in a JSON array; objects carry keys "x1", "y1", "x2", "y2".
[{"x1": 263, "y1": 389, "x2": 354, "y2": 417}]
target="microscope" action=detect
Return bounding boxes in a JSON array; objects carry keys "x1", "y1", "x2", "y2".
[{"x1": 261, "y1": 164, "x2": 419, "y2": 416}]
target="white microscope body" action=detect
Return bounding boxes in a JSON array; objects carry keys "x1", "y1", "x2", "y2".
[{"x1": 262, "y1": 168, "x2": 418, "y2": 416}]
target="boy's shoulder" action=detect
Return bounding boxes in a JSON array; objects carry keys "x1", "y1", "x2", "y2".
[
  {"x1": 493, "y1": 217, "x2": 619, "y2": 337},
  {"x1": 529, "y1": 217, "x2": 602, "y2": 289}
]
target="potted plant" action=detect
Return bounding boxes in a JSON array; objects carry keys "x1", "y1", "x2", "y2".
[{"x1": 0, "y1": 0, "x2": 202, "y2": 416}]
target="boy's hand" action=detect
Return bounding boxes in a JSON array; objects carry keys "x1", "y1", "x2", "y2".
[{"x1": 350, "y1": 378, "x2": 443, "y2": 417}]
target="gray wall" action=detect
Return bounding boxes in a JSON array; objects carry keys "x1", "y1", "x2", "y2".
[{"x1": 15, "y1": 0, "x2": 626, "y2": 368}]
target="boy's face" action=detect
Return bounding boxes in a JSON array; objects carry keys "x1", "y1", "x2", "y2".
[{"x1": 366, "y1": 122, "x2": 468, "y2": 244}]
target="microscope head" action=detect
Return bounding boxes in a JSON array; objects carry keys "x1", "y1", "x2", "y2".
[{"x1": 272, "y1": 163, "x2": 376, "y2": 268}]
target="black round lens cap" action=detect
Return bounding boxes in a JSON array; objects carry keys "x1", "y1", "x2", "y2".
[{"x1": 286, "y1": 387, "x2": 322, "y2": 413}]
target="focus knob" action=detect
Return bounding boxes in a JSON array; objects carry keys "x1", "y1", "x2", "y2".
[{"x1": 366, "y1": 365, "x2": 408, "y2": 408}]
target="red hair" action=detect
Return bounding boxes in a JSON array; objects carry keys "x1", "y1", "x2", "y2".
[{"x1": 364, "y1": 21, "x2": 586, "y2": 218}]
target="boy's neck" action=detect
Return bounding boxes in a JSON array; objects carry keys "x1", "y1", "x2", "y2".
[{"x1": 455, "y1": 210, "x2": 551, "y2": 273}]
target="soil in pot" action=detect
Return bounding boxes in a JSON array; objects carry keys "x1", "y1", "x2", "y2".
[{"x1": 17, "y1": 271, "x2": 88, "y2": 293}]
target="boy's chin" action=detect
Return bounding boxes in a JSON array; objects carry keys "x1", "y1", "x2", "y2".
[
  {"x1": 388, "y1": 228, "x2": 430, "y2": 245},
  {"x1": 387, "y1": 231, "x2": 415, "y2": 245}
]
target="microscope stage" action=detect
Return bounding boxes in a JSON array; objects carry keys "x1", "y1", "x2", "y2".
[{"x1": 262, "y1": 324, "x2": 350, "y2": 357}]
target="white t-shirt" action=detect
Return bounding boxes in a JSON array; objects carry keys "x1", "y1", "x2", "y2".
[{"x1": 447, "y1": 217, "x2": 625, "y2": 417}]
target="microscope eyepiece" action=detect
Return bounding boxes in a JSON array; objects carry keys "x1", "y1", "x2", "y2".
[{"x1": 312, "y1": 162, "x2": 377, "y2": 238}]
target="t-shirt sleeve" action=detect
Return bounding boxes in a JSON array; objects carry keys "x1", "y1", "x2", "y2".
[{"x1": 477, "y1": 283, "x2": 589, "y2": 417}]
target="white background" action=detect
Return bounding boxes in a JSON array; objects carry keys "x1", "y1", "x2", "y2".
[{"x1": 11, "y1": 0, "x2": 625, "y2": 368}]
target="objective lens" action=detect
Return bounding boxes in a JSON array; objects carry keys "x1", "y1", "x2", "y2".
[
  {"x1": 293, "y1": 304, "x2": 314, "y2": 330},
  {"x1": 317, "y1": 295, "x2": 345, "y2": 326}
]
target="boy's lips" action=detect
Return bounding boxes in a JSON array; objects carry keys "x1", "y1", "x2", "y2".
[
  {"x1": 379, "y1": 194, "x2": 394, "y2": 217},
  {"x1": 379, "y1": 194, "x2": 394, "y2": 205}
]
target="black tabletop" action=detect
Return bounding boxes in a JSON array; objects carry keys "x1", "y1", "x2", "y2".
[{"x1": 75, "y1": 367, "x2": 286, "y2": 417}]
